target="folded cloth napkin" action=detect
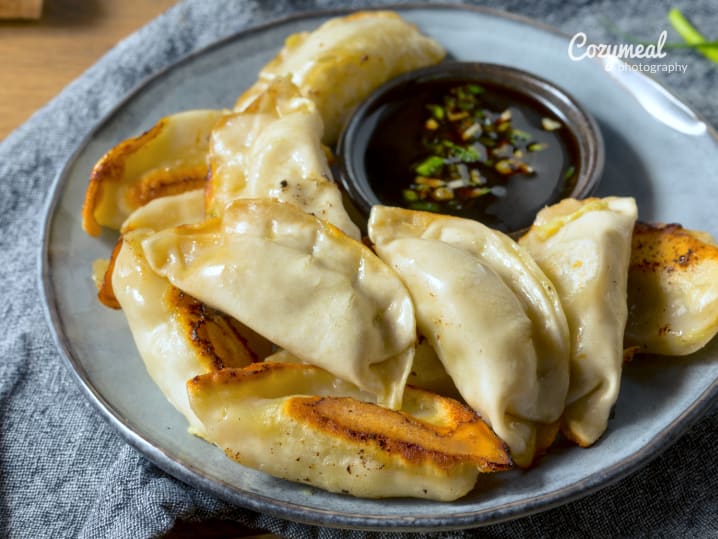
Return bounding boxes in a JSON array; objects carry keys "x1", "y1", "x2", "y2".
[{"x1": 1, "y1": 0, "x2": 716, "y2": 537}]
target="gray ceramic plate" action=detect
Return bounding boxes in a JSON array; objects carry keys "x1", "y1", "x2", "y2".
[{"x1": 40, "y1": 4, "x2": 718, "y2": 532}]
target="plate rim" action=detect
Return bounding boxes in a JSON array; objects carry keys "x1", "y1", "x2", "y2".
[{"x1": 37, "y1": 2, "x2": 718, "y2": 531}]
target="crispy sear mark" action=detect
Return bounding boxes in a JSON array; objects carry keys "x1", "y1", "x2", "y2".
[
  {"x1": 82, "y1": 120, "x2": 168, "y2": 236},
  {"x1": 631, "y1": 222, "x2": 716, "y2": 274},
  {"x1": 97, "y1": 237, "x2": 123, "y2": 309},
  {"x1": 82, "y1": 110, "x2": 223, "y2": 236},
  {"x1": 126, "y1": 164, "x2": 207, "y2": 208},
  {"x1": 626, "y1": 221, "x2": 718, "y2": 356},
  {"x1": 285, "y1": 395, "x2": 512, "y2": 472},
  {"x1": 188, "y1": 363, "x2": 512, "y2": 473},
  {"x1": 165, "y1": 287, "x2": 256, "y2": 371}
]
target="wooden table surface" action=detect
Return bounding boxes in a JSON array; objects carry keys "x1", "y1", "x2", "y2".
[{"x1": 0, "y1": 0, "x2": 177, "y2": 140}]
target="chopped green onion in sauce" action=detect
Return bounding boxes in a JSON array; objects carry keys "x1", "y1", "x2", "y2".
[
  {"x1": 364, "y1": 79, "x2": 580, "y2": 232},
  {"x1": 399, "y1": 83, "x2": 569, "y2": 212}
]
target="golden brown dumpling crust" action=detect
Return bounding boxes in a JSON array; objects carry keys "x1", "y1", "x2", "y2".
[
  {"x1": 95, "y1": 237, "x2": 124, "y2": 310},
  {"x1": 165, "y1": 286, "x2": 259, "y2": 371},
  {"x1": 625, "y1": 222, "x2": 718, "y2": 356},
  {"x1": 187, "y1": 362, "x2": 512, "y2": 500},
  {"x1": 82, "y1": 110, "x2": 224, "y2": 235}
]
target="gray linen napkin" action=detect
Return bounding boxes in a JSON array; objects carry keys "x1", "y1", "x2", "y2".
[{"x1": 1, "y1": 0, "x2": 716, "y2": 537}]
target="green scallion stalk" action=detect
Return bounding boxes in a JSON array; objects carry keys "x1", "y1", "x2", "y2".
[
  {"x1": 426, "y1": 104, "x2": 445, "y2": 120},
  {"x1": 668, "y1": 8, "x2": 718, "y2": 63},
  {"x1": 600, "y1": 14, "x2": 718, "y2": 53},
  {"x1": 415, "y1": 155, "x2": 445, "y2": 176},
  {"x1": 409, "y1": 201, "x2": 441, "y2": 212}
]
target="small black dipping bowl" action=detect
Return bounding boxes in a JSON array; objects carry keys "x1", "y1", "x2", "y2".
[{"x1": 336, "y1": 62, "x2": 604, "y2": 234}]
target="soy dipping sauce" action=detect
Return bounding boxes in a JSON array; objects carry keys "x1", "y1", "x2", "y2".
[{"x1": 362, "y1": 80, "x2": 580, "y2": 233}]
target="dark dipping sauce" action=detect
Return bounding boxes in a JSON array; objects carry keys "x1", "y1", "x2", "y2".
[{"x1": 361, "y1": 80, "x2": 580, "y2": 233}]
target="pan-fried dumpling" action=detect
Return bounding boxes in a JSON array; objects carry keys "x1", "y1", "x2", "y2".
[
  {"x1": 82, "y1": 109, "x2": 226, "y2": 236},
  {"x1": 109, "y1": 192, "x2": 271, "y2": 433},
  {"x1": 187, "y1": 362, "x2": 512, "y2": 501},
  {"x1": 234, "y1": 11, "x2": 445, "y2": 143},
  {"x1": 92, "y1": 189, "x2": 208, "y2": 309},
  {"x1": 207, "y1": 77, "x2": 360, "y2": 239},
  {"x1": 120, "y1": 188, "x2": 206, "y2": 234},
  {"x1": 112, "y1": 229, "x2": 265, "y2": 434},
  {"x1": 369, "y1": 206, "x2": 570, "y2": 467},
  {"x1": 142, "y1": 199, "x2": 416, "y2": 409},
  {"x1": 520, "y1": 197, "x2": 637, "y2": 447},
  {"x1": 625, "y1": 222, "x2": 718, "y2": 356}
]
